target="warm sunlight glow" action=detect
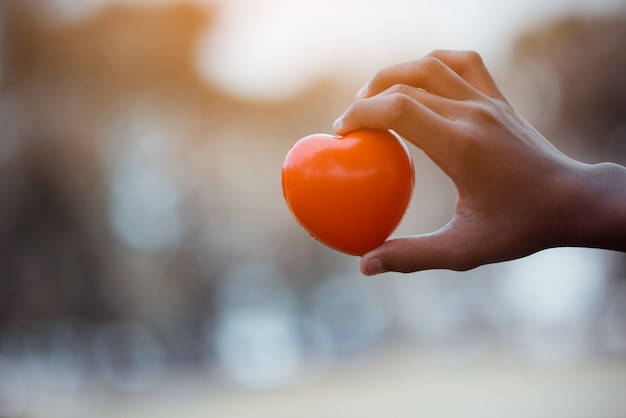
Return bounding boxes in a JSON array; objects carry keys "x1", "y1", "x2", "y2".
[{"x1": 194, "y1": 0, "x2": 624, "y2": 100}]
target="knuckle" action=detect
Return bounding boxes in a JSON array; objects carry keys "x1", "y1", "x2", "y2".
[
  {"x1": 348, "y1": 99, "x2": 369, "y2": 123},
  {"x1": 471, "y1": 102, "x2": 495, "y2": 122},
  {"x1": 461, "y1": 49, "x2": 484, "y2": 64},
  {"x1": 386, "y1": 83, "x2": 412, "y2": 96},
  {"x1": 428, "y1": 49, "x2": 485, "y2": 68},
  {"x1": 451, "y1": 261, "x2": 478, "y2": 272},
  {"x1": 384, "y1": 93, "x2": 414, "y2": 124},
  {"x1": 446, "y1": 242, "x2": 482, "y2": 272},
  {"x1": 371, "y1": 64, "x2": 395, "y2": 84},
  {"x1": 417, "y1": 56, "x2": 445, "y2": 74},
  {"x1": 393, "y1": 250, "x2": 422, "y2": 274},
  {"x1": 469, "y1": 100, "x2": 502, "y2": 127},
  {"x1": 426, "y1": 48, "x2": 448, "y2": 58},
  {"x1": 450, "y1": 253, "x2": 480, "y2": 272}
]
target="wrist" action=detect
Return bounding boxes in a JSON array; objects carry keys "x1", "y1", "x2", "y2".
[{"x1": 560, "y1": 161, "x2": 626, "y2": 251}]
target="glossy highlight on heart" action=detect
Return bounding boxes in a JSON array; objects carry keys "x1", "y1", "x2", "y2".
[{"x1": 282, "y1": 129, "x2": 414, "y2": 256}]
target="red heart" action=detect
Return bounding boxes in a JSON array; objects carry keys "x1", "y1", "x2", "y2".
[{"x1": 282, "y1": 129, "x2": 414, "y2": 256}]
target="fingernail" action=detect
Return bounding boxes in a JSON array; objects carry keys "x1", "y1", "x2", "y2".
[
  {"x1": 356, "y1": 85, "x2": 368, "y2": 99},
  {"x1": 333, "y1": 116, "x2": 343, "y2": 132},
  {"x1": 364, "y1": 258, "x2": 384, "y2": 276}
]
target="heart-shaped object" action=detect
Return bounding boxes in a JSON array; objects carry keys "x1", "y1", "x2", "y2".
[{"x1": 282, "y1": 129, "x2": 414, "y2": 256}]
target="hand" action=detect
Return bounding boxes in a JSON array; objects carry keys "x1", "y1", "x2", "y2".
[{"x1": 333, "y1": 50, "x2": 626, "y2": 275}]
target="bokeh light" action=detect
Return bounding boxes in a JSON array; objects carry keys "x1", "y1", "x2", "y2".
[{"x1": 1, "y1": 0, "x2": 626, "y2": 416}]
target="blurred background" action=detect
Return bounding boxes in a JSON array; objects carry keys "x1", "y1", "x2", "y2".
[{"x1": 1, "y1": 0, "x2": 626, "y2": 417}]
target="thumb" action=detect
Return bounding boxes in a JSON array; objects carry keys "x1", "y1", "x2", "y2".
[{"x1": 359, "y1": 225, "x2": 477, "y2": 275}]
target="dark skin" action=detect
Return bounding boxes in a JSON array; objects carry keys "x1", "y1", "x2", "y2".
[{"x1": 333, "y1": 50, "x2": 626, "y2": 276}]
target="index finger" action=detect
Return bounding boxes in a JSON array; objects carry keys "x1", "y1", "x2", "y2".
[{"x1": 358, "y1": 50, "x2": 505, "y2": 100}]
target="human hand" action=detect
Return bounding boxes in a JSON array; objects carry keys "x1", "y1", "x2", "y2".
[{"x1": 333, "y1": 50, "x2": 626, "y2": 275}]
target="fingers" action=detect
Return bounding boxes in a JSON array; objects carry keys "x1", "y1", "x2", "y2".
[
  {"x1": 359, "y1": 223, "x2": 483, "y2": 275},
  {"x1": 357, "y1": 56, "x2": 477, "y2": 101},
  {"x1": 335, "y1": 85, "x2": 455, "y2": 130},
  {"x1": 427, "y1": 50, "x2": 505, "y2": 99},
  {"x1": 333, "y1": 90, "x2": 455, "y2": 160},
  {"x1": 334, "y1": 50, "x2": 503, "y2": 167},
  {"x1": 357, "y1": 50, "x2": 504, "y2": 101}
]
